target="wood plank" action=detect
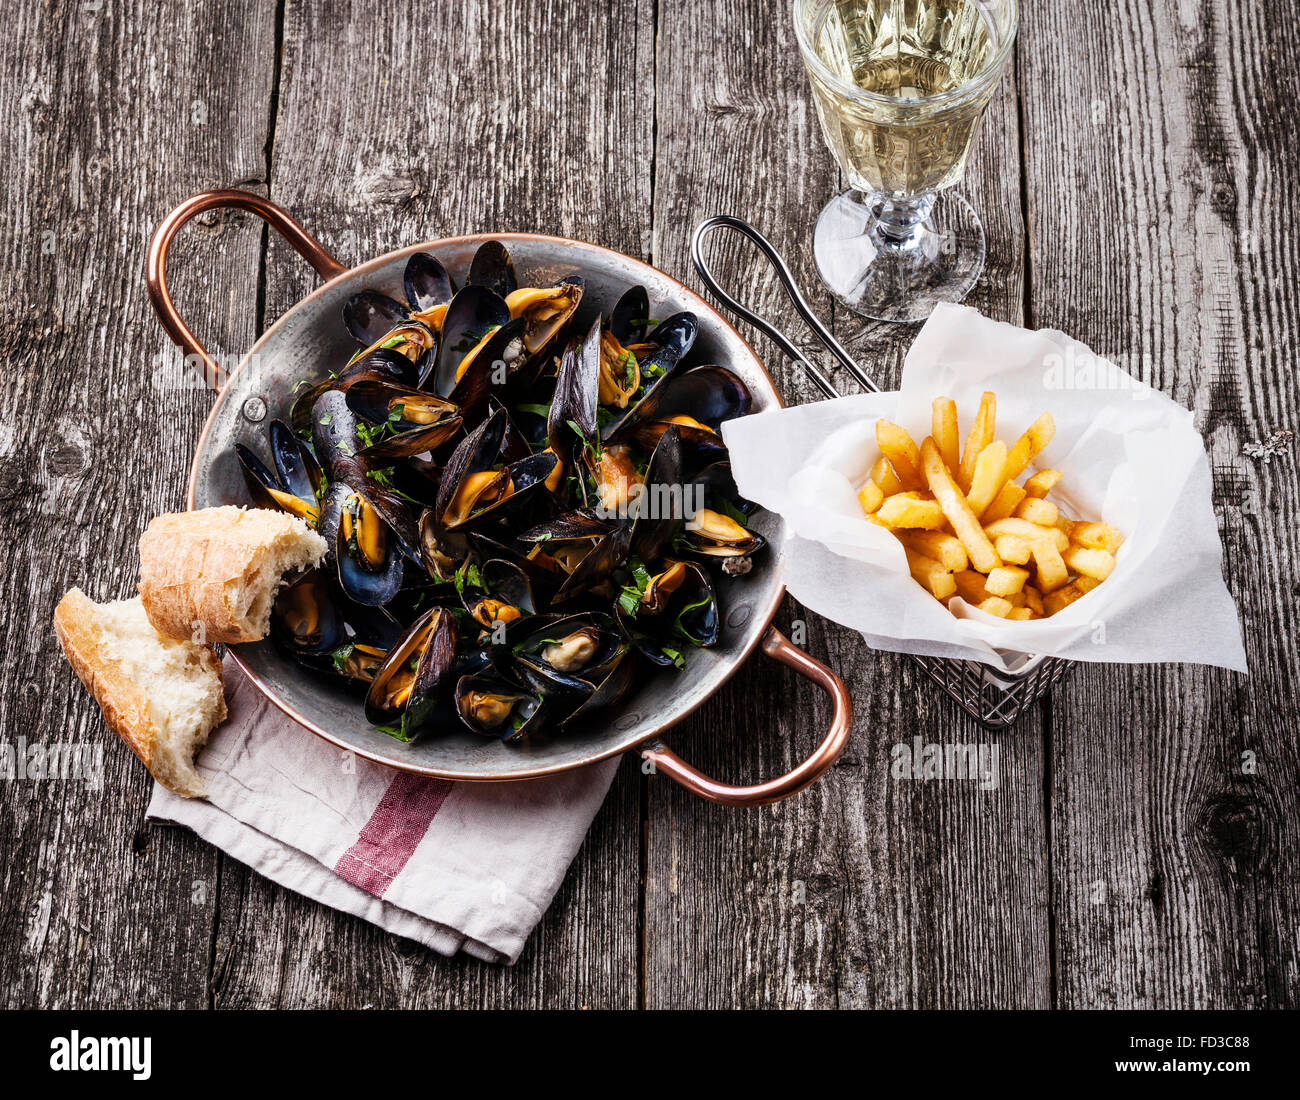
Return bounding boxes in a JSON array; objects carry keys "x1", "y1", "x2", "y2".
[
  {"x1": 645, "y1": 0, "x2": 1049, "y2": 1007},
  {"x1": 0, "y1": 0, "x2": 277, "y2": 1007},
  {"x1": 1023, "y1": 0, "x2": 1300, "y2": 1007},
  {"x1": 205, "y1": 0, "x2": 654, "y2": 1008}
]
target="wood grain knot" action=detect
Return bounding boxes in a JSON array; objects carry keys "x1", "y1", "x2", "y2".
[{"x1": 1200, "y1": 793, "x2": 1262, "y2": 862}]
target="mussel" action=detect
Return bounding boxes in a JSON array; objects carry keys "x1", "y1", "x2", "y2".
[
  {"x1": 454, "y1": 672, "x2": 547, "y2": 742},
  {"x1": 236, "y1": 419, "x2": 321, "y2": 524},
  {"x1": 614, "y1": 558, "x2": 719, "y2": 667},
  {"x1": 364, "y1": 607, "x2": 458, "y2": 738}
]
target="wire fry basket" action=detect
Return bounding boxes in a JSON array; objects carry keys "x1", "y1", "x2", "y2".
[{"x1": 691, "y1": 216, "x2": 1074, "y2": 730}]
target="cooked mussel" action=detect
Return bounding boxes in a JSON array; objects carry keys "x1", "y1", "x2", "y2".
[
  {"x1": 614, "y1": 558, "x2": 719, "y2": 666},
  {"x1": 436, "y1": 408, "x2": 557, "y2": 530},
  {"x1": 467, "y1": 240, "x2": 518, "y2": 299},
  {"x1": 404, "y1": 251, "x2": 455, "y2": 320},
  {"x1": 346, "y1": 380, "x2": 462, "y2": 461},
  {"x1": 236, "y1": 419, "x2": 321, "y2": 523},
  {"x1": 460, "y1": 558, "x2": 537, "y2": 633},
  {"x1": 364, "y1": 607, "x2": 458, "y2": 737},
  {"x1": 271, "y1": 568, "x2": 343, "y2": 656},
  {"x1": 333, "y1": 486, "x2": 405, "y2": 606},
  {"x1": 513, "y1": 612, "x2": 627, "y2": 694},
  {"x1": 433, "y1": 285, "x2": 512, "y2": 396},
  {"x1": 455, "y1": 672, "x2": 547, "y2": 742},
  {"x1": 505, "y1": 276, "x2": 584, "y2": 360},
  {"x1": 681, "y1": 507, "x2": 766, "y2": 563},
  {"x1": 344, "y1": 291, "x2": 410, "y2": 346}
]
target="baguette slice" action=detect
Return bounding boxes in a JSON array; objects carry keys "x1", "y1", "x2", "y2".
[
  {"x1": 54, "y1": 589, "x2": 227, "y2": 797},
  {"x1": 138, "y1": 506, "x2": 328, "y2": 645}
]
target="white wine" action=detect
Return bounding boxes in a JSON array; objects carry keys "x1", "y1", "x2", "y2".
[{"x1": 799, "y1": 0, "x2": 1001, "y2": 197}]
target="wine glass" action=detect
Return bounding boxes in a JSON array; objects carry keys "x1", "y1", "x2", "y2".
[{"x1": 793, "y1": 0, "x2": 1019, "y2": 322}]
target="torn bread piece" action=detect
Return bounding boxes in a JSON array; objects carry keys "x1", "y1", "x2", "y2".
[
  {"x1": 138, "y1": 506, "x2": 328, "y2": 645},
  {"x1": 54, "y1": 589, "x2": 227, "y2": 797}
]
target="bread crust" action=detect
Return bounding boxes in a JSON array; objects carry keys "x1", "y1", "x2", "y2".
[
  {"x1": 138, "y1": 506, "x2": 315, "y2": 644},
  {"x1": 53, "y1": 588, "x2": 225, "y2": 798}
]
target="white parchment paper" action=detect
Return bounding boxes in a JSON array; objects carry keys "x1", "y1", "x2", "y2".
[{"x1": 722, "y1": 304, "x2": 1247, "y2": 673}]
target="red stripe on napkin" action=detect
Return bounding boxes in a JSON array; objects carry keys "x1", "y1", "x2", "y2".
[{"x1": 334, "y1": 773, "x2": 454, "y2": 897}]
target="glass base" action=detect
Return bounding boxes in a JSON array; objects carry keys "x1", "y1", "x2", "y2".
[{"x1": 812, "y1": 189, "x2": 986, "y2": 323}]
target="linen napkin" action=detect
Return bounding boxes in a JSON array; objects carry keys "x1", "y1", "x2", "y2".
[{"x1": 147, "y1": 657, "x2": 620, "y2": 964}]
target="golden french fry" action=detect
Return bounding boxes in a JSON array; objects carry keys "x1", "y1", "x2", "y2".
[
  {"x1": 1014, "y1": 497, "x2": 1060, "y2": 526},
  {"x1": 982, "y1": 481, "x2": 1027, "y2": 523},
  {"x1": 877, "y1": 492, "x2": 946, "y2": 530},
  {"x1": 985, "y1": 517, "x2": 1069, "y2": 553},
  {"x1": 905, "y1": 548, "x2": 957, "y2": 600},
  {"x1": 1070, "y1": 521, "x2": 1125, "y2": 553},
  {"x1": 903, "y1": 530, "x2": 968, "y2": 572},
  {"x1": 1004, "y1": 412, "x2": 1056, "y2": 480},
  {"x1": 952, "y1": 570, "x2": 989, "y2": 605},
  {"x1": 976, "y1": 596, "x2": 1014, "y2": 619},
  {"x1": 957, "y1": 391, "x2": 996, "y2": 492},
  {"x1": 932, "y1": 397, "x2": 960, "y2": 471},
  {"x1": 1007, "y1": 607, "x2": 1038, "y2": 621},
  {"x1": 1031, "y1": 539, "x2": 1069, "y2": 592},
  {"x1": 869, "y1": 456, "x2": 904, "y2": 496},
  {"x1": 1023, "y1": 585, "x2": 1044, "y2": 615},
  {"x1": 858, "y1": 481, "x2": 884, "y2": 515},
  {"x1": 1024, "y1": 469, "x2": 1062, "y2": 498},
  {"x1": 1055, "y1": 514, "x2": 1076, "y2": 539},
  {"x1": 1076, "y1": 576, "x2": 1101, "y2": 593},
  {"x1": 876, "y1": 420, "x2": 926, "y2": 490},
  {"x1": 994, "y1": 535, "x2": 1032, "y2": 565},
  {"x1": 920, "y1": 438, "x2": 1001, "y2": 572},
  {"x1": 985, "y1": 565, "x2": 1029, "y2": 597},
  {"x1": 1004, "y1": 590, "x2": 1028, "y2": 608},
  {"x1": 966, "y1": 441, "x2": 1008, "y2": 517},
  {"x1": 1063, "y1": 545, "x2": 1116, "y2": 581},
  {"x1": 1043, "y1": 581, "x2": 1091, "y2": 616}
]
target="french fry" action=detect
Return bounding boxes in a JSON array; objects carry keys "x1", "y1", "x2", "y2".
[
  {"x1": 1023, "y1": 586, "x2": 1044, "y2": 615},
  {"x1": 976, "y1": 596, "x2": 1014, "y2": 619},
  {"x1": 1014, "y1": 497, "x2": 1060, "y2": 526},
  {"x1": 1063, "y1": 545, "x2": 1116, "y2": 581},
  {"x1": 952, "y1": 570, "x2": 989, "y2": 604},
  {"x1": 984, "y1": 517, "x2": 1069, "y2": 553},
  {"x1": 920, "y1": 438, "x2": 1001, "y2": 572},
  {"x1": 1043, "y1": 581, "x2": 1090, "y2": 616},
  {"x1": 1008, "y1": 607, "x2": 1039, "y2": 621},
  {"x1": 1024, "y1": 469, "x2": 1062, "y2": 498},
  {"x1": 966, "y1": 441, "x2": 1008, "y2": 517},
  {"x1": 1054, "y1": 514, "x2": 1076, "y2": 539},
  {"x1": 1070, "y1": 521, "x2": 1125, "y2": 554},
  {"x1": 858, "y1": 481, "x2": 884, "y2": 515},
  {"x1": 869, "y1": 456, "x2": 905, "y2": 496},
  {"x1": 985, "y1": 565, "x2": 1029, "y2": 597},
  {"x1": 982, "y1": 481, "x2": 1027, "y2": 523},
  {"x1": 1004, "y1": 590, "x2": 1028, "y2": 608},
  {"x1": 1031, "y1": 539, "x2": 1069, "y2": 593},
  {"x1": 1076, "y1": 576, "x2": 1101, "y2": 594},
  {"x1": 876, "y1": 420, "x2": 926, "y2": 490},
  {"x1": 906, "y1": 548, "x2": 957, "y2": 600},
  {"x1": 994, "y1": 535, "x2": 1032, "y2": 564},
  {"x1": 932, "y1": 397, "x2": 961, "y2": 471},
  {"x1": 956, "y1": 391, "x2": 996, "y2": 491},
  {"x1": 903, "y1": 530, "x2": 968, "y2": 572},
  {"x1": 877, "y1": 492, "x2": 946, "y2": 530},
  {"x1": 1004, "y1": 411, "x2": 1056, "y2": 480}
]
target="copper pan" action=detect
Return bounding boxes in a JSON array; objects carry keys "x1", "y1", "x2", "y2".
[{"x1": 146, "y1": 190, "x2": 851, "y2": 806}]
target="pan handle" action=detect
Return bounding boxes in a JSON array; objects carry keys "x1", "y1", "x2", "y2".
[
  {"x1": 145, "y1": 189, "x2": 348, "y2": 392},
  {"x1": 637, "y1": 626, "x2": 852, "y2": 806}
]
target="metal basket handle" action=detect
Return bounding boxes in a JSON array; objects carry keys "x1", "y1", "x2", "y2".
[{"x1": 690, "y1": 214, "x2": 880, "y2": 399}]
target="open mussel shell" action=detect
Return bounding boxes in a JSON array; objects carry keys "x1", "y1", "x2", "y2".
[
  {"x1": 614, "y1": 559, "x2": 719, "y2": 667},
  {"x1": 624, "y1": 364, "x2": 751, "y2": 462},
  {"x1": 404, "y1": 251, "x2": 455, "y2": 315},
  {"x1": 344, "y1": 291, "x2": 411, "y2": 346},
  {"x1": 271, "y1": 568, "x2": 343, "y2": 656},
  {"x1": 418, "y1": 508, "x2": 470, "y2": 583},
  {"x1": 557, "y1": 656, "x2": 637, "y2": 730},
  {"x1": 601, "y1": 311, "x2": 699, "y2": 438},
  {"x1": 364, "y1": 607, "x2": 459, "y2": 736},
  {"x1": 431, "y1": 285, "x2": 512, "y2": 396},
  {"x1": 461, "y1": 558, "x2": 537, "y2": 633},
  {"x1": 628, "y1": 424, "x2": 685, "y2": 564},
  {"x1": 333, "y1": 486, "x2": 405, "y2": 606},
  {"x1": 610, "y1": 285, "x2": 650, "y2": 345},
  {"x1": 346, "y1": 380, "x2": 463, "y2": 461},
  {"x1": 236, "y1": 429, "x2": 320, "y2": 525},
  {"x1": 467, "y1": 240, "x2": 518, "y2": 299},
  {"x1": 552, "y1": 523, "x2": 631, "y2": 604},
  {"x1": 437, "y1": 411, "x2": 558, "y2": 531},
  {"x1": 290, "y1": 348, "x2": 418, "y2": 434},
  {"x1": 681, "y1": 506, "x2": 766, "y2": 563},
  {"x1": 454, "y1": 672, "x2": 547, "y2": 742},
  {"x1": 447, "y1": 316, "x2": 530, "y2": 414},
  {"x1": 512, "y1": 613, "x2": 628, "y2": 695},
  {"x1": 505, "y1": 276, "x2": 584, "y2": 360}
]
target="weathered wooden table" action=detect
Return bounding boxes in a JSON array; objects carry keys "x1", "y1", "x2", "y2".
[{"x1": 3, "y1": 0, "x2": 1296, "y2": 1009}]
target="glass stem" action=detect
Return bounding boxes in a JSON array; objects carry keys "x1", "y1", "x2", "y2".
[{"x1": 867, "y1": 191, "x2": 936, "y2": 252}]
